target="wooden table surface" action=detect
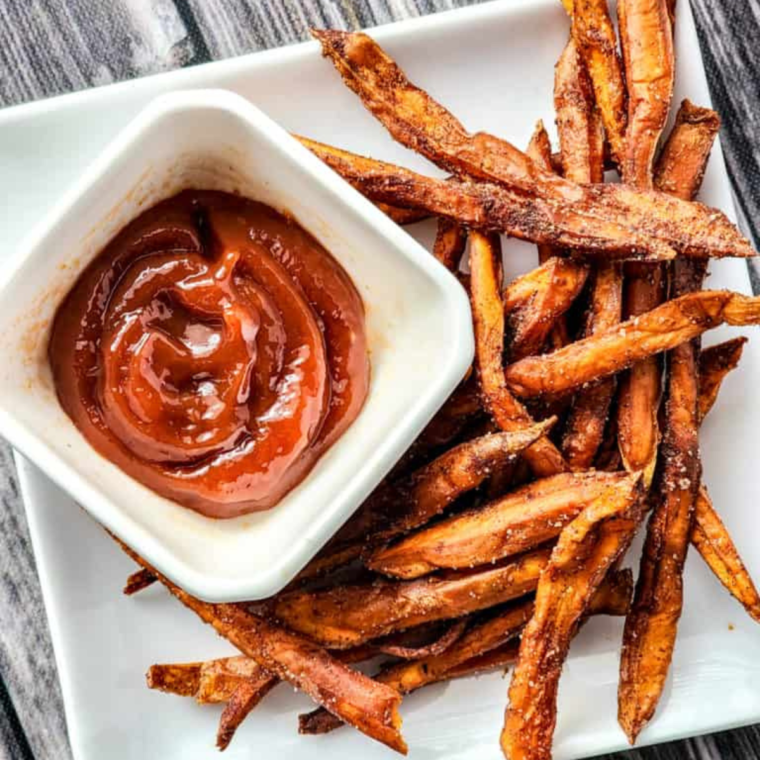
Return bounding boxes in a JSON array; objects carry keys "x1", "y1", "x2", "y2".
[{"x1": 0, "y1": 1, "x2": 758, "y2": 758}]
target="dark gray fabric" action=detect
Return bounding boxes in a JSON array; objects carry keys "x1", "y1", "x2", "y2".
[{"x1": 0, "y1": 1, "x2": 758, "y2": 758}]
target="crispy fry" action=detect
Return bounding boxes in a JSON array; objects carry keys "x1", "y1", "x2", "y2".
[
  {"x1": 654, "y1": 100, "x2": 721, "y2": 198},
  {"x1": 502, "y1": 473, "x2": 644, "y2": 760},
  {"x1": 118, "y1": 541, "x2": 407, "y2": 754},
  {"x1": 554, "y1": 38, "x2": 605, "y2": 185},
  {"x1": 270, "y1": 548, "x2": 552, "y2": 649},
  {"x1": 503, "y1": 291, "x2": 760, "y2": 399},
  {"x1": 698, "y1": 337, "x2": 747, "y2": 421},
  {"x1": 217, "y1": 675, "x2": 279, "y2": 750},
  {"x1": 567, "y1": 0, "x2": 628, "y2": 165},
  {"x1": 691, "y1": 486, "x2": 760, "y2": 623},
  {"x1": 146, "y1": 662, "x2": 202, "y2": 698},
  {"x1": 433, "y1": 217, "x2": 468, "y2": 271},
  {"x1": 504, "y1": 258, "x2": 589, "y2": 361},
  {"x1": 555, "y1": 29, "x2": 624, "y2": 469},
  {"x1": 311, "y1": 32, "x2": 753, "y2": 260},
  {"x1": 298, "y1": 570, "x2": 633, "y2": 736},
  {"x1": 368, "y1": 471, "x2": 634, "y2": 579},
  {"x1": 197, "y1": 657, "x2": 274, "y2": 705},
  {"x1": 618, "y1": 0, "x2": 675, "y2": 187},
  {"x1": 525, "y1": 122, "x2": 558, "y2": 268},
  {"x1": 470, "y1": 231, "x2": 569, "y2": 478},
  {"x1": 374, "y1": 201, "x2": 430, "y2": 226},
  {"x1": 376, "y1": 620, "x2": 468, "y2": 660},
  {"x1": 302, "y1": 135, "x2": 671, "y2": 261},
  {"x1": 123, "y1": 567, "x2": 156, "y2": 595},
  {"x1": 617, "y1": 103, "x2": 720, "y2": 743},
  {"x1": 302, "y1": 421, "x2": 553, "y2": 580}
]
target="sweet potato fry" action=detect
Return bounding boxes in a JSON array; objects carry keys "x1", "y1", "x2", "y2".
[
  {"x1": 617, "y1": 103, "x2": 720, "y2": 743},
  {"x1": 470, "y1": 231, "x2": 569, "y2": 477},
  {"x1": 123, "y1": 567, "x2": 156, "y2": 595},
  {"x1": 566, "y1": 0, "x2": 628, "y2": 165},
  {"x1": 270, "y1": 548, "x2": 552, "y2": 649},
  {"x1": 374, "y1": 201, "x2": 430, "y2": 226},
  {"x1": 698, "y1": 337, "x2": 747, "y2": 421},
  {"x1": 217, "y1": 674, "x2": 279, "y2": 750},
  {"x1": 555, "y1": 30, "x2": 623, "y2": 469},
  {"x1": 298, "y1": 570, "x2": 633, "y2": 736},
  {"x1": 368, "y1": 471, "x2": 634, "y2": 579},
  {"x1": 375, "y1": 620, "x2": 468, "y2": 659},
  {"x1": 311, "y1": 31, "x2": 753, "y2": 260},
  {"x1": 433, "y1": 217, "x2": 468, "y2": 271},
  {"x1": 691, "y1": 486, "x2": 760, "y2": 623},
  {"x1": 525, "y1": 122, "x2": 558, "y2": 268},
  {"x1": 503, "y1": 291, "x2": 760, "y2": 399},
  {"x1": 301, "y1": 420, "x2": 553, "y2": 580},
  {"x1": 502, "y1": 473, "x2": 644, "y2": 760},
  {"x1": 504, "y1": 258, "x2": 589, "y2": 361},
  {"x1": 554, "y1": 38, "x2": 605, "y2": 185},
  {"x1": 301, "y1": 135, "x2": 672, "y2": 261},
  {"x1": 118, "y1": 541, "x2": 407, "y2": 754},
  {"x1": 146, "y1": 662, "x2": 202, "y2": 698},
  {"x1": 196, "y1": 657, "x2": 274, "y2": 705},
  {"x1": 618, "y1": 0, "x2": 675, "y2": 187}
]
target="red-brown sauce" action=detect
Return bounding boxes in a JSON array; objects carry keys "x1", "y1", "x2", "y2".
[{"x1": 49, "y1": 190, "x2": 369, "y2": 518}]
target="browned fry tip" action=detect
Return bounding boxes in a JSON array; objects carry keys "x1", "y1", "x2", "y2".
[{"x1": 698, "y1": 337, "x2": 747, "y2": 421}]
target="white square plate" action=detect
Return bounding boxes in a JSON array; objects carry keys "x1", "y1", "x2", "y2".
[{"x1": 5, "y1": 1, "x2": 760, "y2": 758}]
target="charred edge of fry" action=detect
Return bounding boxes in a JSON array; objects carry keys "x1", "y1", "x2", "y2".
[
  {"x1": 123, "y1": 567, "x2": 157, "y2": 595},
  {"x1": 691, "y1": 486, "x2": 760, "y2": 623},
  {"x1": 376, "y1": 619, "x2": 468, "y2": 659},
  {"x1": 698, "y1": 337, "x2": 747, "y2": 422},
  {"x1": 503, "y1": 291, "x2": 760, "y2": 399},
  {"x1": 116, "y1": 537, "x2": 407, "y2": 754}
]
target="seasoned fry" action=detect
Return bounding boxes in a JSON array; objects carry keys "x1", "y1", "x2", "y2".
[
  {"x1": 375, "y1": 620, "x2": 468, "y2": 659},
  {"x1": 374, "y1": 201, "x2": 430, "y2": 225},
  {"x1": 311, "y1": 32, "x2": 753, "y2": 260},
  {"x1": 555, "y1": 28, "x2": 623, "y2": 470},
  {"x1": 691, "y1": 486, "x2": 760, "y2": 623},
  {"x1": 698, "y1": 337, "x2": 747, "y2": 421},
  {"x1": 123, "y1": 567, "x2": 156, "y2": 595},
  {"x1": 525, "y1": 122, "x2": 558, "y2": 268},
  {"x1": 118, "y1": 541, "x2": 407, "y2": 754},
  {"x1": 146, "y1": 662, "x2": 202, "y2": 698},
  {"x1": 554, "y1": 38, "x2": 605, "y2": 185},
  {"x1": 470, "y1": 231, "x2": 569, "y2": 477},
  {"x1": 653, "y1": 100, "x2": 721, "y2": 198},
  {"x1": 298, "y1": 570, "x2": 633, "y2": 736},
  {"x1": 618, "y1": 0, "x2": 675, "y2": 187},
  {"x1": 617, "y1": 102, "x2": 720, "y2": 744},
  {"x1": 270, "y1": 548, "x2": 552, "y2": 649},
  {"x1": 302, "y1": 135, "x2": 673, "y2": 261},
  {"x1": 502, "y1": 473, "x2": 644, "y2": 760},
  {"x1": 217, "y1": 675, "x2": 279, "y2": 750},
  {"x1": 566, "y1": 0, "x2": 628, "y2": 165},
  {"x1": 503, "y1": 291, "x2": 760, "y2": 399},
  {"x1": 196, "y1": 657, "x2": 274, "y2": 705},
  {"x1": 368, "y1": 471, "x2": 634, "y2": 579},
  {"x1": 504, "y1": 258, "x2": 589, "y2": 361},
  {"x1": 433, "y1": 217, "x2": 468, "y2": 271},
  {"x1": 301, "y1": 420, "x2": 553, "y2": 580}
]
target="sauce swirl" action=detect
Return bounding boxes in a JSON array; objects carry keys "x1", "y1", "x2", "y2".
[{"x1": 49, "y1": 191, "x2": 369, "y2": 518}]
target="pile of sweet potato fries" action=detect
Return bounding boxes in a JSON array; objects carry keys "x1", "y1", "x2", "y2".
[{"x1": 118, "y1": 2, "x2": 760, "y2": 757}]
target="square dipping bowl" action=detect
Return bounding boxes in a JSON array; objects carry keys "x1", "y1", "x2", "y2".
[{"x1": 0, "y1": 89, "x2": 473, "y2": 602}]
